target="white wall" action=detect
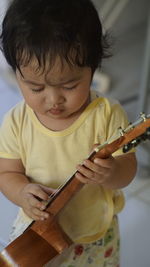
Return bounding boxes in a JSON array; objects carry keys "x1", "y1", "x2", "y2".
[
  {"x1": 0, "y1": 70, "x2": 21, "y2": 247},
  {"x1": 0, "y1": 44, "x2": 21, "y2": 248}
]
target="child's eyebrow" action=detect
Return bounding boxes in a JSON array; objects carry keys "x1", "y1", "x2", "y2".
[
  {"x1": 22, "y1": 76, "x2": 81, "y2": 87},
  {"x1": 22, "y1": 79, "x2": 44, "y2": 86},
  {"x1": 45, "y1": 76, "x2": 81, "y2": 86},
  {"x1": 20, "y1": 75, "x2": 44, "y2": 86}
]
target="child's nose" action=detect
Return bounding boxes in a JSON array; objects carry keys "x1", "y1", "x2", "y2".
[{"x1": 45, "y1": 87, "x2": 64, "y2": 105}]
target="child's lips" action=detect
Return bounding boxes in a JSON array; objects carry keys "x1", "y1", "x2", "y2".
[{"x1": 49, "y1": 108, "x2": 63, "y2": 115}]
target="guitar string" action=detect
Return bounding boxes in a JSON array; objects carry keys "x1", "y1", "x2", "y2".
[
  {"x1": 45, "y1": 149, "x2": 97, "y2": 204},
  {"x1": 47, "y1": 173, "x2": 77, "y2": 202}
]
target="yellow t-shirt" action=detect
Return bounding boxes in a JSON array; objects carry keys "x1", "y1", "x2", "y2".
[{"x1": 0, "y1": 91, "x2": 131, "y2": 243}]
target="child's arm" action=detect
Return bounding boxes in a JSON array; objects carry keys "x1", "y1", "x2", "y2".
[
  {"x1": 75, "y1": 152, "x2": 137, "y2": 189},
  {"x1": 0, "y1": 158, "x2": 54, "y2": 220}
]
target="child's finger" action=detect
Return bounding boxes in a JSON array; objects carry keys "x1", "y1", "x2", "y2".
[
  {"x1": 75, "y1": 171, "x2": 97, "y2": 184},
  {"x1": 27, "y1": 211, "x2": 48, "y2": 221},
  {"x1": 32, "y1": 185, "x2": 56, "y2": 202},
  {"x1": 83, "y1": 159, "x2": 104, "y2": 173},
  {"x1": 94, "y1": 156, "x2": 114, "y2": 168},
  {"x1": 40, "y1": 185, "x2": 56, "y2": 195},
  {"x1": 32, "y1": 207, "x2": 49, "y2": 220},
  {"x1": 30, "y1": 187, "x2": 50, "y2": 201},
  {"x1": 76, "y1": 164, "x2": 94, "y2": 179},
  {"x1": 27, "y1": 193, "x2": 45, "y2": 210}
]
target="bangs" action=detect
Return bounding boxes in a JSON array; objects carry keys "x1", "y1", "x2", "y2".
[{"x1": 15, "y1": 38, "x2": 87, "y2": 74}]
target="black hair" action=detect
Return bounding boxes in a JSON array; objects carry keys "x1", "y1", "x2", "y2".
[{"x1": 0, "y1": 0, "x2": 111, "y2": 74}]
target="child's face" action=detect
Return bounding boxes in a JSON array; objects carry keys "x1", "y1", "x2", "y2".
[{"x1": 16, "y1": 57, "x2": 92, "y2": 122}]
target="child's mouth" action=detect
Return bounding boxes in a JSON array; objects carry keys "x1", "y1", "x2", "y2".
[{"x1": 49, "y1": 108, "x2": 63, "y2": 115}]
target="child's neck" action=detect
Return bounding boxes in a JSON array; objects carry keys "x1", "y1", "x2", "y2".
[
  {"x1": 36, "y1": 97, "x2": 91, "y2": 132},
  {"x1": 37, "y1": 113, "x2": 79, "y2": 131}
]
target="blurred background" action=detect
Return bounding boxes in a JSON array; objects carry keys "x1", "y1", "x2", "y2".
[{"x1": 0, "y1": 0, "x2": 150, "y2": 266}]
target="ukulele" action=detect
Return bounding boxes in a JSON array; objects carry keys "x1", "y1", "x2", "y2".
[{"x1": 0, "y1": 113, "x2": 150, "y2": 267}]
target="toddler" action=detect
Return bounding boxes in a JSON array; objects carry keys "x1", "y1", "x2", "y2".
[{"x1": 0, "y1": 0, "x2": 137, "y2": 266}]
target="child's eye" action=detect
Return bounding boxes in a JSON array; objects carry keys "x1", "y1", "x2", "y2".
[
  {"x1": 31, "y1": 88, "x2": 44, "y2": 93},
  {"x1": 63, "y1": 84, "x2": 78, "y2": 90}
]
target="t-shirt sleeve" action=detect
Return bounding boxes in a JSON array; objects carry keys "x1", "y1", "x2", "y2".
[
  {"x1": 105, "y1": 99, "x2": 135, "y2": 156},
  {"x1": 0, "y1": 110, "x2": 21, "y2": 159}
]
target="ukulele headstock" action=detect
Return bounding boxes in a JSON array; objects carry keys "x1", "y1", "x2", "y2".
[
  {"x1": 123, "y1": 127, "x2": 150, "y2": 153},
  {"x1": 122, "y1": 112, "x2": 150, "y2": 153},
  {"x1": 94, "y1": 112, "x2": 150, "y2": 157}
]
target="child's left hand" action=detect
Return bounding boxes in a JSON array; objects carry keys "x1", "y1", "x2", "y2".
[{"x1": 75, "y1": 155, "x2": 117, "y2": 186}]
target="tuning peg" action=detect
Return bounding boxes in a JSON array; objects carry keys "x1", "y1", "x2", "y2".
[
  {"x1": 140, "y1": 112, "x2": 146, "y2": 121},
  {"x1": 123, "y1": 136, "x2": 143, "y2": 153},
  {"x1": 131, "y1": 137, "x2": 141, "y2": 147},
  {"x1": 140, "y1": 133, "x2": 148, "y2": 141},
  {"x1": 123, "y1": 142, "x2": 133, "y2": 153},
  {"x1": 118, "y1": 127, "x2": 124, "y2": 136},
  {"x1": 140, "y1": 127, "x2": 150, "y2": 141},
  {"x1": 146, "y1": 127, "x2": 150, "y2": 140}
]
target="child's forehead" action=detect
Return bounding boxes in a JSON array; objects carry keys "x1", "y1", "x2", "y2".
[{"x1": 20, "y1": 56, "x2": 84, "y2": 84}]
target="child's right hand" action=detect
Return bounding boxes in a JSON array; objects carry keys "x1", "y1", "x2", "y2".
[{"x1": 19, "y1": 183, "x2": 55, "y2": 221}]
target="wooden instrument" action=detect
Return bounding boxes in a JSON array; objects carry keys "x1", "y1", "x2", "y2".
[{"x1": 0, "y1": 113, "x2": 150, "y2": 266}]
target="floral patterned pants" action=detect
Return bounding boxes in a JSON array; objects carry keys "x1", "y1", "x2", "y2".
[{"x1": 45, "y1": 216, "x2": 120, "y2": 267}]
